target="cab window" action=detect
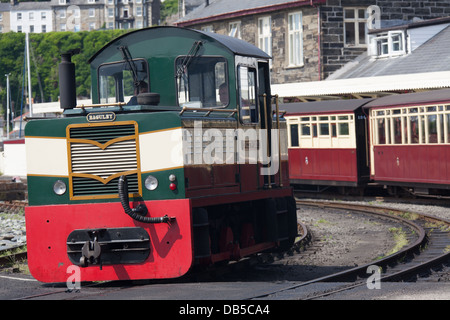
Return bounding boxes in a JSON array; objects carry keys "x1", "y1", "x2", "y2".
[
  {"x1": 238, "y1": 66, "x2": 258, "y2": 124},
  {"x1": 176, "y1": 56, "x2": 227, "y2": 108},
  {"x1": 98, "y1": 59, "x2": 149, "y2": 104}
]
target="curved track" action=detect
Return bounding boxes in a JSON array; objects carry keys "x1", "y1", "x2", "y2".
[{"x1": 248, "y1": 200, "x2": 449, "y2": 299}]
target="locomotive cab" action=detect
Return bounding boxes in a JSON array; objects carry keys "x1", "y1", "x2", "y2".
[{"x1": 24, "y1": 27, "x2": 296, "y2": 283}]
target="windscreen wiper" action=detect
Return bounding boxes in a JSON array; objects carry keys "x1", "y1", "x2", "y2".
[
  {"x1": 118, "y1": 45, "x2": 141, "y2": 87},
  {"x1": 175, "y1": 40, "x2": 203, "y2": 79}
]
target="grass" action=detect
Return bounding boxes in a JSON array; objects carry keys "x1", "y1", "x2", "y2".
[
  {"x1": 386, "y1": 227, "x2": 408, "y2": 256},
  {"x1": 0, "y1": 245, "x2": 29, "y2": 274}
]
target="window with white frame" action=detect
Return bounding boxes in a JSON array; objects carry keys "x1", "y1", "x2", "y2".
[
  {"x1": 136, "y1": 6, "x2": 142, "y2": 16},
  {"x1": 41, "y1": 12, "x2": 46, "y2": 20},
  {"x1": 29, "y1": 12, "x2": 34, "y2": 20},
  {"x1": 287, "y1": 114, "x2": 355, "y2": 149},
  {"x1": 371, "y1": 31, "x2": 406, "y2": 57},
  {"x1": 42, "y1": 25, "x2": 46, "y2": 33},
  {"x1": 60, "y1": 23, "x2": 66, "y2": 31},
  {"x1": 108, "y1": 8, "x2": 114, "y2": 17},
  {"x1": 344, "y1": 7, "x2": 367, "y2": 47},
  {"x1": 89, "y1": 8, "x2": 95, "y2": 17},
  {"x1": 258, "y1": 16, "x2": 272, "y2": 57},
  {"x1": 17, "y1": 13, "x2": 22, "y2": 21},
  {"x1": 371, "y1": 105, "x2": 450, "y2": 145},
  {"x1": 229, "y1": 21, "x2": 241, "y2": 39},
  {"x1": 89, "y1": 22, "x2": 95, "y2": 30},
  {"x1": 59, "y1": 0, "x2": 66, "y2": 4},
  {"x1": 288, "y1": 11, "x2": 303, "y2": 67}
]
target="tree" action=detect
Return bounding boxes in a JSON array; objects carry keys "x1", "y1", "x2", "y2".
[{"x1": 0, "y1": 30, "x2": 129, "y2": 120}]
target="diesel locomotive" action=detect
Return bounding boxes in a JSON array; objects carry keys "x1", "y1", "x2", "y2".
[{"x1": 24, "y1": 26, "x2": 297, "y2": 283}]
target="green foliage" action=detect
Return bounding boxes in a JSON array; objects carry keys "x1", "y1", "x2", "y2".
[
  {"x1": 161, "y1": 0, "x2": 179, "y2": 22},
  {"x1": 0, "y1": 30, "x2": 128, "y2": 118}
]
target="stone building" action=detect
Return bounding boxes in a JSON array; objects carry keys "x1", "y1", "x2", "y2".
[
  {"x1": 0, "y1": 3, "x2": 11, "y2": 33},
  {"x1": 176, "y1": 0, "x2": 450, "y2": 84},
  {"x1": 5, "y1": 0, "x2": 161, "y2": 33}
]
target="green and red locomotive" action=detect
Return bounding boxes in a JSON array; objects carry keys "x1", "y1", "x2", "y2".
[{"x1": 24, "y1": 26, "x2": 297, "y2": 283}]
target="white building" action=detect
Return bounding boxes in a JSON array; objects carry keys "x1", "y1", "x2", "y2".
[{"x1": 10, "y1": 2, "x2": 53, "y2": 33}]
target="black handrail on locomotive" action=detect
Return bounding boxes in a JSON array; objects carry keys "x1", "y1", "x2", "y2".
[{"x1": 118, "y1": 175, "x2": 174, "y2": 224}]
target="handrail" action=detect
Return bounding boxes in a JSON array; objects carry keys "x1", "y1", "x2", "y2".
[
  {"x1": 179, "y1": 106, "x2": 238, "y2": 117},
  {"x1": 76, "y1": 102, "x2": 127, "y2": 109}
]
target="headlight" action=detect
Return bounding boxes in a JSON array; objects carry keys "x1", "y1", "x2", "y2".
[
  {"x1": 145, "y1": 175, "x2": 158, "y2": 190},
  {"x1": 53, "y1": 180, "x2": 67, "y2": 195}
]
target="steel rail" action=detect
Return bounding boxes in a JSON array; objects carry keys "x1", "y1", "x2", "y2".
[{"x1": 249, "y1": 200, "x2": 450, "y2": 300}]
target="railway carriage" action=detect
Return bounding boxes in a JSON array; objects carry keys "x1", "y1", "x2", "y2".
[
  {"x1": 284, "y1": 99, "x2": 371, "y2": 191},
  {"x1": 365, "y1": 89, "x2": 450, "y2": 197},
  {"x1": 24, "y1": 26, "x2": 297, "y2": 283},
  {"x1": 285, "y1": 89, "x2": 450, "y2": 198}
]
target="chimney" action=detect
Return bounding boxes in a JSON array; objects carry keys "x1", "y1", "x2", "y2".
[{"x1": 59, "y1": 49, "x2": 80, "y2": 110}]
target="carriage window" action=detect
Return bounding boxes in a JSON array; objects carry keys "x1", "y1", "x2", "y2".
[
  {"x1": 427, "y1": 114, "x2": 437, "y2": 143},
  {"x1": 447, "y1": 113, "x2": 450, "y2": 143},
  {"x1": 301, "y1": 123, "x2": 311, "y2": 136},
  {"x1": 319, "y1": 123, "x2": 329, "y2": 136},
  {"x1": 289, "y1": 124, "x2": 299, "y2": 147},
  {"x1": 410, "y1": 116, "x2": 419, "y2": 144},
  {"x1": 393, "y1": 117, "x2": 402, "y2": 144},
  {"x1": 377, "y1": 118, "x2": 386, "y2": 144},
  {"x1": 238, "y1": 66, "x2": 258, "y2": 124},
  {"x1": 338, "y1": 123, "x2": 349, "y2": 135},
  {"x1": 176, "y1": 57, "x2": 227, "y2": 108},
  {"x1": 98, "y1": 59, "x2": 148, "y2": 104}
]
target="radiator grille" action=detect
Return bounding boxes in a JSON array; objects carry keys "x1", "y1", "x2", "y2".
[{"x1": 68, "y1": 122, "x2": 140, "y2": 199}]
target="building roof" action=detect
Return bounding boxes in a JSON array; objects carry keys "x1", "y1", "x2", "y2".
[
  {"x1": 272, "y1": 70, "x2": 450, "y2": 98},
  {"x1": 176, "y1": 0, "x2": 324, "y2": 26},
  {"x1": 273, "y1": 19, "x2": 450, "y2": 99},
  {"x1": 282, "y1": 98, "x2": 373, "y2": 115},
  {"x1": 364, "y1": 88, "x2": 450, "y2": 109},
  {"x1": 330, "y1": 24, "x2": 450, "y2": 80}
]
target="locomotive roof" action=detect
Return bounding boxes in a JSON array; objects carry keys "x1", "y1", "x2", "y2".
[
  {"x1": 88, "y1": 26, "x2": 271, "y2": 64},
  {"x1": 364, "y1": 88, "x2": 450, "y2": 109},
  {"x1": 282, "y1": 98, "x2": 373, "y2": 116}
]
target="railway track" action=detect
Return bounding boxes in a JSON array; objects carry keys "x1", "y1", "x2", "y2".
[
  {"x1": 3, "y1": 199, "x2": 449, "y2": 300},
  {"x1": 249, "y1": 199, "x2": 450, "y2": 300}
]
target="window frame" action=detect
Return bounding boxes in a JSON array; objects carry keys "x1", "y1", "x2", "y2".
[
  {"x1": 371, "y1": 104, "x2": 450, "y2": 146},
  {"x1": 288, "y1": 11, "x2": 304, "y2": 67},
  {"x1": 343, "y1": 7, "x2": 368, "y2": 48},
  {"x1": 258, "y1": 16, "x2": 272, "y2": 58},
  {"x1": 97, "y1": 58, "x2": 150, "y2": 104},
  {"x1": 175, "y1": 55, "x2": 228, "y2": 109}
]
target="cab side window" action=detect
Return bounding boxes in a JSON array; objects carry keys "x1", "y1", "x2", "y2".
[{"x1": 238, "y1": 66, "x2": 258, "y2": 124}]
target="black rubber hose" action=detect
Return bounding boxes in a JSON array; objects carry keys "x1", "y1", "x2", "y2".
[{"x1": 118, "y1": 175, "x2": 170, "y2": 223}]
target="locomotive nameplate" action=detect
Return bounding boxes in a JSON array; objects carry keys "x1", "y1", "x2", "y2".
[{"x1": 87, "y1": 112, "x2": 116, "y2": 122}]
